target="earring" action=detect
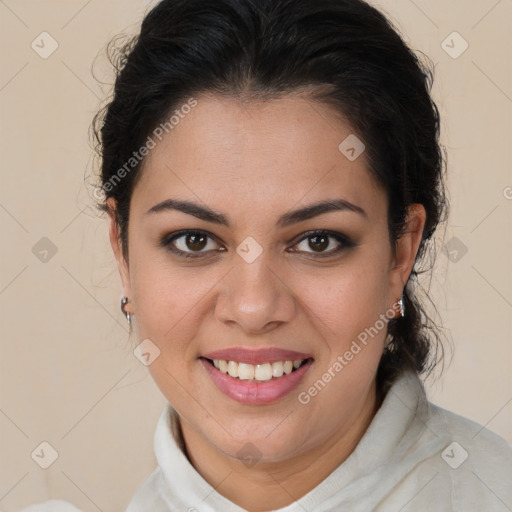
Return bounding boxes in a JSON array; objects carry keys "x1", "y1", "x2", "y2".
[
  {"x1": 398, "y1": 294, "x2": 405, "y2": 317},
  {"x1": 121, "y1": 296, "x2": 131, "y2": 326},
  {"x1": 384, "y1": 333, "x2": 393, "y2": 352}
]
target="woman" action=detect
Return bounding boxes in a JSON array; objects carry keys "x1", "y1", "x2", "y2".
[{"x1": 22, "y1": 0, "x2": 512, "y2": 510}]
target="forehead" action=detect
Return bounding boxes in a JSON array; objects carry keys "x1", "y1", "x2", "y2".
[{"x1": 132, "y1": 93, "x2": 385, "y2": 223}]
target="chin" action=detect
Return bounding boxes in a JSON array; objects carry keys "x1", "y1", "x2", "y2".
[{"x1": 208, "y1": 418, "x2": 312, "y2": 464}]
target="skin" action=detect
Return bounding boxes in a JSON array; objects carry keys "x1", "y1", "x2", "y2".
[{"x1": 108, "y1": 92, "x2": 426, "y2": 511}]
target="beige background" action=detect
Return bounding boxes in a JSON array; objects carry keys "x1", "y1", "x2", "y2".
[{"x1": 0, "y1": 0, "x2": 511, "y2": 510}]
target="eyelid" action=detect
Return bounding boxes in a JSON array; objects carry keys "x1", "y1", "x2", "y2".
[
  {"x1": 159, "y1": 229, "x2": 222, "y2": 258},
  {"x1": 160, "y1": 229, "x2": 356, "y2": 258},
  {"x1": 290, "y1": 230, "x2": 356, "y2": 257},
  {"x1": 292, "y1": 229, "x2": 355, "y2": 247}
]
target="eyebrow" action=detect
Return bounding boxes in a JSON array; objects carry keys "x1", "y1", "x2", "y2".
[{"x1": 145, "y1": 197, "x2": 367, "y2": 228}]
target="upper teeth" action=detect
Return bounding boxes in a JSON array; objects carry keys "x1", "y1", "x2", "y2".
[{"x1": 212, "y1": 359, "x2": 304, "y2": 381}]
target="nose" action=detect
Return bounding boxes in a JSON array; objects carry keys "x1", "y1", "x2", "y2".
[{"x1": 215, "y1": 254, "x2": 297, "y2": 335}]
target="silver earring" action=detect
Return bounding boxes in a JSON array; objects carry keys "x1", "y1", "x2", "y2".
[
  {"x1": 398, "y1": 295, "x2": 405, "y2": 317},
  {"x1": 121, "y1": 296, "x2": 131, "y2": 326},
  {"x1": 384, "y1": 333, "x2": 394, "y2": 352}
]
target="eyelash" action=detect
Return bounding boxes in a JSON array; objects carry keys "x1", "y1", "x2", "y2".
[{"x1": 159, "y1": 229, "x2": 356, "y2": 260}]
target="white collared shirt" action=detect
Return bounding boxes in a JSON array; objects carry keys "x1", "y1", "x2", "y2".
[{"x1": 21, "y1": 369, "x2": 512, "y2": 511}]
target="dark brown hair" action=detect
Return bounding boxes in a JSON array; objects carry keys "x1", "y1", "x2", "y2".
[{"x1": 92, "y1": 0, "x2": 449, "y2": 391}]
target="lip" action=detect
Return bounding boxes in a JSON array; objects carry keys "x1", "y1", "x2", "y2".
[
  {"x1": 201, "y1": 347, "x2": 313, "y2": 365},
  {"x1": 200, "y1": 357, "x2": 314, "y2": 405}
]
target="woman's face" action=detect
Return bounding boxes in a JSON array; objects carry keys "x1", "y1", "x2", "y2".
[{"x1": 109, "y1": 92, "x2": 425, "y2": 464}]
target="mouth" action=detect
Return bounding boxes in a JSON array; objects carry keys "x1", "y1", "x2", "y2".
[
  {"x1": 201, "y1": 357, "x2": 313, "y2": 382},
  {"x1": 199, "y1": 353, "x2": 314, "y2": 405}
]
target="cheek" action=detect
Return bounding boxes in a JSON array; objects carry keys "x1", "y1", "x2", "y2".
[
  {"x1": 298, "y1": 256, "x2": 390, "y2": 339},
  {"x1": 129, "y1": 259, "x2": 214, "y2": 410},
  {"x1": 130, "y1": 254, "x2": 220, "y2": 354},
  {"x1": 294, "y1": 261, "x2": 390, "y2": 397}
]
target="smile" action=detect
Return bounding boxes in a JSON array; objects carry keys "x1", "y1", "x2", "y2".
[
  {"x1": 200, "y1": 354, "x2": 314, "y2": 405},
  {"x1": 210, "y1": 358, "x2": 306, "y2": 381}
]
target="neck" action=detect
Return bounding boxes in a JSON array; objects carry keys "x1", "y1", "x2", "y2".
[{"x1": 177, "y1": 380, "x2": 382, "y2": 512}]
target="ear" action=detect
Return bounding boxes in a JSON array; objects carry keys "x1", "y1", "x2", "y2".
[
  {"x1": 388, "y1": 203, "x2": 427, "y2": 308},
  {"x1": 107, "y1": 198, "x2": 133, "y2": 314}
]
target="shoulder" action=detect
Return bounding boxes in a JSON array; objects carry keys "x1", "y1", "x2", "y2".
[
  {"x1": 414, "y1": 400, "x2": 512, "y2": 510},
  {"x1": 382, "y1": 371, "x2": 512, "y2": 510},
  {"x1": 426, "y1": 400, "x2": 512, "y2": 457},
  {"x1": 18, "y1": 500, "x2": 82, "y2": 512}
]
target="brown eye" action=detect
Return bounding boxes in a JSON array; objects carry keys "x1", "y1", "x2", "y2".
[
  {"x1": 160, "y1": 229, "x2": 355, "y2": 260},
  {"x1": 161, "y1": 230, "x2": 221, "y2": 259},
  {"x1": 292, "y1": 230, "x2": 356, "y2": 257},
  {"x1": 183, "y1": 233, "x2": 208, "y2": 251},
  {"x1": 306, "y1": 233, "x2": 330, "y2": 252}
]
